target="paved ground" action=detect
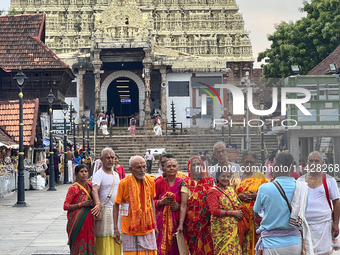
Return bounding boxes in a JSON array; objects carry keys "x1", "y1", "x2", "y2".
[
  {"x1": 1, "y1": 180, "x2": 340, "y2": 255},
  {"x1": 0, "y1": 183, "x2": 71, "y2": 255}
]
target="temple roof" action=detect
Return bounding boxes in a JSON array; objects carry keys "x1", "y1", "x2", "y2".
[
  {"x1": 0, "y1": 99, "x2": 39, "y2": 146},
  {"x1": 0, "y1": 13, "x2": 70, "y2": 72},
  {"x1": 0, "y1": 127, "x2": 18, "y2": 149}
]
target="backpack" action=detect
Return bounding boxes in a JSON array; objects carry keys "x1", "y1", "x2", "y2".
[{"x1": 131, "y1": 118, "x2": 136, "y2": 126}]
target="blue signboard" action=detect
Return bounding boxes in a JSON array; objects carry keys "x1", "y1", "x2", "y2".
[{"x1": 120, "y1": 99, "x2": 131, "y2": 103}]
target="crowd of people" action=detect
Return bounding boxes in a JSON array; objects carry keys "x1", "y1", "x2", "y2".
[{"x1": 63, "y1": 141, "x2": 340, "y2": 255}]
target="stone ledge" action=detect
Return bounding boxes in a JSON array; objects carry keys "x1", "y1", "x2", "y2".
[{"x1": 31, "y1": 251, "x2": 69, "y2": 255}]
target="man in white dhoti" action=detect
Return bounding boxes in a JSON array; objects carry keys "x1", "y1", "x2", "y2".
[
  {"x1": 298, "y1": 151, "x2": 340, "y2": 255},
  {"x1": 66, "y1": 147, "x2": 74, "y2": 183}
]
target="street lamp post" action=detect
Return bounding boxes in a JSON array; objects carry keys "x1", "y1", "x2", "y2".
[
  {"x1": 46, "y1": 90, "x2": 56, "y2": 191},
  {"x1": 244, "y1": 108, "x2": 247, "y2": 151},
  {"x1": 285, "y1": 106, "x2": 289, "y2": 152},
  {"x1": 227, "y1": 112, "x2": 232, "y2": 145},
  {"x1": 62, "y1": 102, "x2": 69, "y2": 184},
  {"x1": 260, "y1": 100, "x2": 265, "y2": 168},
  {"x1": 86, "y1": 117, "x2": 90, "y2": 151},
  {"x1": 13, "y1": 68, "x2": 28, "y2": 207},
  {"x1": 71, "y1": 108, "x2": 77, "y2": 152},
  {"x1": 242, "y1": 72, "x2": 250, "y2": 150},
  {"x1": 221, "y1": 114, "x2": 225, "y2": 142},
  {"x1": 81, "y1": 114, "x2": 86, "y2": 152}
]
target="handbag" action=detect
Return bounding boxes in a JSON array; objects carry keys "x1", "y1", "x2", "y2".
[
  {"x1": 94, "y1": 172, "x2": 116, "y2": 221},
  {"x1": 322, "y1": 173, "x2": 340, "y2": 250},
  {"x1": 174, "y1": 231, "x2": 189, "y2": 255}
]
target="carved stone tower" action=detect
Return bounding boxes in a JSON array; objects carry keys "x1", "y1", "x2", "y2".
[{"x1": 11, "y1": 0, "x2": 253, "y2": 63}]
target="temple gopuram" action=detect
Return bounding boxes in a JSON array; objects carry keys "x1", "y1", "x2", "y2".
[{"x1": 11, "y1": 0, "x2": 257, "y2": 128}]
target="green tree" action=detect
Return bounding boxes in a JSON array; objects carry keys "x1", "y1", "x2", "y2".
[
  {"x1": 8, "y1": 8, "x2": 18, "y2": 15},
  {"x1": 258, "y1": 0, "x2": 340, "y2": 80}
]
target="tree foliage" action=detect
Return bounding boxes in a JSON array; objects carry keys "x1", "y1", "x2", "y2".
[
  {"x1": 8, "y1": 8, "x2": 18, "y2": 15},
  {"x1": 258, "y1": 0, "x2": 340, "y2": 80}
]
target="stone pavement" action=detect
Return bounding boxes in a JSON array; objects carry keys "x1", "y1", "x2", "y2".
[
  {"x1": 1, "y1": 181, "x2": 340, "y2": 255},
  {"x1": 0, "y1": 183, "x2": 71, "y2": 255}
]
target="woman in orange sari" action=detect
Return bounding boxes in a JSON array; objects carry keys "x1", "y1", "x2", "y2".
[
  {"x1": 63, "y1": 164, "x2": 96, "y2": 255},
  {"x1": 177, "y1": 156, "x2": 214, "y2": 255},
  {"x1": 234, "y1": 151, "x2": 268, "y2": 255}
]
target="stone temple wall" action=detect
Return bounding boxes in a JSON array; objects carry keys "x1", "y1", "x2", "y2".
[{"x1": 11, "y1": 0, "x2": 253, "y2": 61}]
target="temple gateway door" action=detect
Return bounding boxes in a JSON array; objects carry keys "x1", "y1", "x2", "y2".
[{"x1": 107, "y1": 77, "x2": 139, "y2": 126}]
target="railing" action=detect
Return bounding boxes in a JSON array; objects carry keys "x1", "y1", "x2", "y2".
[{"x1": 166, "y1": 123, "x2": 183, "y2": 136}]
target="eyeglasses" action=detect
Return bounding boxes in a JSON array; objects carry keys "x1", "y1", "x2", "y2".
[
  {"x1": 105, "y1": 156, "x2": 115, "y2": 160},
  {"x1": 215, "y1": 149, "x2": 226, "y2": 154},
  {"x1": 308, "y1": 159, "x2": 321, "y2": 163}
]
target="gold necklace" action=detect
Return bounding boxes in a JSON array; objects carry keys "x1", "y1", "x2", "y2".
[{"x1": 306, "y1": 176, "x2": 322, "y2": 189}]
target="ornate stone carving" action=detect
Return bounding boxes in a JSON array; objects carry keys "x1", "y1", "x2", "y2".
[{"x1": 13, "y1": 0, "x2": 253, "y2": 61}]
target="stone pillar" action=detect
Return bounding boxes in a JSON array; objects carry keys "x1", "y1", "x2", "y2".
[
  {"x1": 78, "y1": 69, "x2": 86, "y2": 124},
  {"x1": 143, "y1": 47, "x2": 152, "y2": 128},
  {"x1": 160, "y1": 67, "x2": 167, "y2": 128},
  {"x1": 92, "y1": 49, "x2": 102, "y2": 115}
]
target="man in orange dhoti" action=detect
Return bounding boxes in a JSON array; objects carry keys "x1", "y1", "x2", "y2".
[{"x1": 113, "y1": 156, "x2": 158, "y2": 255}]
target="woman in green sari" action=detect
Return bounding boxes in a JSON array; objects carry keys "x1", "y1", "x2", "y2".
[{"x1": 63, "y1": 164, "x2": 96, "y2": 255}]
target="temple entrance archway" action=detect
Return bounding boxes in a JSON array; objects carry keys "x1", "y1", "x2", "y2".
[{"x1": 101, "y1": 70, "x2": 145, "y2": 126}]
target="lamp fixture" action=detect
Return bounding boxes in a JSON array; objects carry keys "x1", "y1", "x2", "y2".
[
  {"x1": 259, "y1": 100, "x2": 265, "y2": 110},
  {"x1": 291, "y1": 65, "x2": 301, "y2": 75},
  {"x1": 13, "y1": 68, "x2": 28, "y2": 89},
  {"x1": 81, "y1": 114, "x2": 87, "y2": 124},
  {"x1": 61, "y1": 102, "x2": 68, "y2": 115},
  {"x1": 329, "y1": 64, "x2": 339, "y2": 74},
  {"x1": 46, "y1": 90, "x2": 55, "y2": 105}
]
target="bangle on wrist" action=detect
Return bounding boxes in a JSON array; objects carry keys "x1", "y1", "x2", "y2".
[
  {"x1": 179, "y1": 219, "x2": 184, "y2": 223},
  {"x1": 78, "y1": 202, "x2": 82, "y2": 208}
]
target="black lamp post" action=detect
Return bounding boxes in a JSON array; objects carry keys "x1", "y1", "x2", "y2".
[
  {"x1": 260, "y1": 100, "x2": 265, "y2": 168},
  {"x1": 221, "y1": 114, "x2": 225, "y2": 142},
  {"x1": 13, "y1": 68, "x2": 28, "y2": 207},
  {"x1": 227, "y1": 112, "x2": 232, "y2": 145},
  {"x1": 46, "y1": 90, "x2": 56, "y2": 191},
  {"x1": 71, "y1": 108, "x2": 77, "y2": 152},
  {"x1": 243, "y1": 108, "x2": 247, "y2": 151},
  {"x1": 62, "y1": 102, "x2": 69, "y2": 184},
  {"x1": 86, "y1": 117, "x2": 90, "y2": 151},
  {"x1": 81, "y1": 114, "x2": 86, "y2": 152}
]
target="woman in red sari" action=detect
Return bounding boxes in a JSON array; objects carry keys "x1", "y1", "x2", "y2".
[
  {"x1": 154, "y1": 158, "x2": 182, "y2": 255},
  {"x1": 63, "y1": 164, "x2": 96, "y2": 255},
  {"x1": 177, "y1": 156, "x2": 214, "y2": 255}
]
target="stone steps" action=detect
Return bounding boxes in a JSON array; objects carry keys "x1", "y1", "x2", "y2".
[{"x1": 72, "y1": 129, "x2": 279, "y2": 173}]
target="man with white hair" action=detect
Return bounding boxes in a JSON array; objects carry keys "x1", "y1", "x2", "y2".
[
  {"x1": 298, "y1": 151, "x2": 340, "y2": 255},
  {"x1": 113, "y1": 156, "x2": 158, "y2": 255},
  {"x1": 91, "y1": 147, "x2": 121, "y2": 254},
  {"x1": 209, "y1": 141, "x2": 241, "y2": 182}
]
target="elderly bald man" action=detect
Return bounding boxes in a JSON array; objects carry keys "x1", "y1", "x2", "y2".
[
  {"x1": 298, "y1": 151, "x2": 340, "y2": 255},
  {"x1": 91, "y1": 147, "x2": 121, "y2": 255},
  {"x1": 114, "y1": 156, "x2": 158, "y2": 255}
]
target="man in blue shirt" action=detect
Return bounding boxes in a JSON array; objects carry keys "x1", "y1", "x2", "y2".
[{"x1": 254, "y1": 152, "x2": 303, "y2": 255}]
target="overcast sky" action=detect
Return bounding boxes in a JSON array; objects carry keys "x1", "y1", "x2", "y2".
[{"x1": 0, "y1": 0, "x2": 306, "y2": 67}]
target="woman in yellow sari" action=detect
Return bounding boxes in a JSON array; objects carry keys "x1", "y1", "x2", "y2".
[{"x1": 234, "y1": 151, "x2": 268, "y2": 255}]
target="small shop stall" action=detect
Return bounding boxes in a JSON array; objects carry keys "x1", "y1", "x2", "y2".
[{"x1": 0, "y1": 144, "x2": 18, "y2": 197}]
